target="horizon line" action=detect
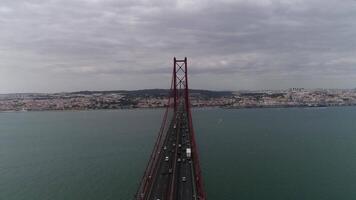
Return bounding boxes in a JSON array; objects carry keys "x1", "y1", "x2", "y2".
[{"x1": 1, "y1": 87, "x2": 356, "y2": 95}]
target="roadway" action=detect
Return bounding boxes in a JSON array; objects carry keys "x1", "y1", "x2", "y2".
[{"x1": 147, "y1": 105, "x2": 197, "y2": 200}]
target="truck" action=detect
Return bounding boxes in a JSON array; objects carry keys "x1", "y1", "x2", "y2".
[{"x1": 186, "y1": 148, "x2": 191, "y2": 158}]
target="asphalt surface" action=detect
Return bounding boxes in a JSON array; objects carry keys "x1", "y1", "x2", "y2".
[{"x1": 147, "y1": 107, "x2": 197, "y2": 200}]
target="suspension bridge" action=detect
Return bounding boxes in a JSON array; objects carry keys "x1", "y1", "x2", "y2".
[{"x1": 135, "y1": 58, "x2": 206, "y2": 200}]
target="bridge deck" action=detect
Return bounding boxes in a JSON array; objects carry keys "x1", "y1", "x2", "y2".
[{"x1": 147, "y1": 106, "x2": 197, "y2": 200}]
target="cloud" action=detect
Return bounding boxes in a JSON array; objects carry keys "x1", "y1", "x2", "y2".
[{"x1": 1, "y1": 0, "x2": 356, "y2": 92}]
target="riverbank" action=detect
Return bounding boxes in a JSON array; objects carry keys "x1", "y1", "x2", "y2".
[{"x1": 2, "y1": 103, "x2": 356, "y2": 113}]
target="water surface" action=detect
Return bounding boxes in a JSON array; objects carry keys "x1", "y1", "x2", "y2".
[{"x1": 1, "y1": 107, "x2": 356, "y2": 200}]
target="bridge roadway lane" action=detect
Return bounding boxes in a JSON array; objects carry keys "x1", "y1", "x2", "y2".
[
  {"x1": 176, "y1": 112, "x2": 195, "y2": 200},
  {"x1": 148, "y1": 108, "x2": 196, "y2": 200}
]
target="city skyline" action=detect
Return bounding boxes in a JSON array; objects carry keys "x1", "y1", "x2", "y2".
[
  {"x1": 1, "y1": 0, "x2": 356, "y2": 93},
  {"x1": 2, "y1": 88, "x2": 356, "y2": 112},
  {"x1": 2, "y1": 87, "x2": 356, "y2": 95}
]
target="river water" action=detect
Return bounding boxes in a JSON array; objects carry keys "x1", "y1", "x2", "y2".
[{"x1": 1, "y1": 107, "x2": 356, "y2": 200}]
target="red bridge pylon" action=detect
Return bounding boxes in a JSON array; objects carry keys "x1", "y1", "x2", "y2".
[{"x1": 136, "y1": 57, "x2": 206, "y2": 200}]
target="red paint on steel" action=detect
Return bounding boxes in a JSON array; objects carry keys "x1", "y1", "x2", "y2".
[
  {"x1": 184, "y1": 57, "x2": 206, "y2": 200},
  {"x1": 136, "y1": 57, "x2": 206, "y2": 200},
  {"x1": 173, "y1": 57, "x2": 177, "y2": 113},
  {"x1": 187, "y1": 95, "x2": 206, "y2": 200},
  {"x1": 135, "y1": 69, "x2": 175, "y2": 200},
  {"x1": 172, "y1": 57, "x2": 206, "y2": 200}
]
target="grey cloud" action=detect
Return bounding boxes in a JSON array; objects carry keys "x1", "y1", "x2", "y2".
[{"x1": 1, "y1": 0, "x2": 356, "y2": 92}]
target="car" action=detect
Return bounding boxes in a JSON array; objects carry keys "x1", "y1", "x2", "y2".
[
  {"x1": 165, "y1": 156, "x2": 169, "y2": 161},
  {"x1": 182, "y1": 176, "x2": 186, "y2": 182},
  {"x1": 168, "y1": 168, "x2": 172, "y2": 174},
  {"x1": 163, "y1": 146, "x2": 167, "y2": 150},
  {"x1": 177, "y1": 158, "x2": 181, "y2": 162}
]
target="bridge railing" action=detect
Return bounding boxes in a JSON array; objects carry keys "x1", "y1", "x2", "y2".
[
  {"x1": 187, "y1": 94, "x2": 206, "y2": 200},
  {"x1": 135, "y1": 71, "x2": 175, "y2": 199}
]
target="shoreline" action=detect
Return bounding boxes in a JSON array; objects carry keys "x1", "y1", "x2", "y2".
[{"x1": 1, "y1": 104, "x2": 356, "y2": 113}]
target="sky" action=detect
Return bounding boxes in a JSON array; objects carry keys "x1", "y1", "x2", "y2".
[{"x1": 1, "y1": 0, "x2": 356, "y2": 93}]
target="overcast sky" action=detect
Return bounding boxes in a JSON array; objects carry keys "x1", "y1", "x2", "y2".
[{"x1": 1, "y1": 0, "x2": 356, "y2": 93}]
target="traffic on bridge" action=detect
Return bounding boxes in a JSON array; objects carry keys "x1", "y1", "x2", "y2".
[{"x1": 136, "y1": 58, "x2": 205, "y2": 200}]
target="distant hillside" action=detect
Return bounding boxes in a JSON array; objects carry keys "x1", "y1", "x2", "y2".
[{"x1": 70, "y1": 89, "x2": 234, "y2": 98}]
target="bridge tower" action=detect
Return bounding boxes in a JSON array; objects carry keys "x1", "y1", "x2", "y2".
[{"x1": 173, "y1": 57, "x2": 189, "y2": 113}]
